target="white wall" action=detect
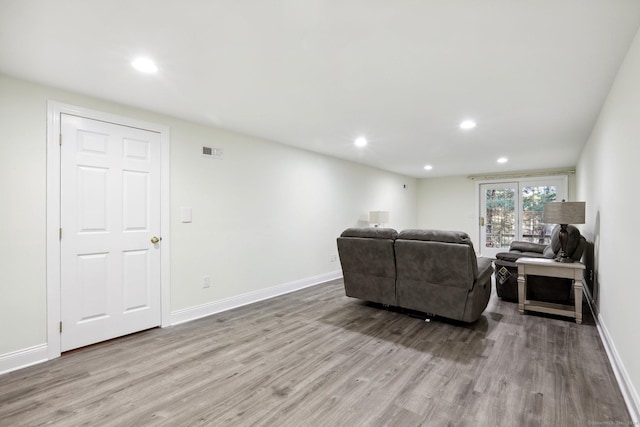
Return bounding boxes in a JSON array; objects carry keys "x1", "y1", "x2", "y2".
[
  {"x1": 417, "y1": 176, "x2": 478, "y2": 244},
  {"x1": 170, "y1": 123, "x2": 418, "y2": 310},
  {"x1": 576, "y1": 25, "x2": 640, "y2": 417},
  {"x1": 0, "y1": 74, "x2": 418, "y2": 357},
  {"x1": 0, "y1": 76, "x2": 48, "y2": 353}
]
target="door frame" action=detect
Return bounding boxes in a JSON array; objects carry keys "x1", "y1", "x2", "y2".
[
  {"x1": 46, "y1": 101, "x2": 171, "y2": 360},
  {"x1": 475, "y1": 174, "x2": 568, "y2": 257}
]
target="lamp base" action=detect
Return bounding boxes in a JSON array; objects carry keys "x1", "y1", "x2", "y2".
[{"x1": 554, "y1": 224, "x2": 574, "y2": 263}]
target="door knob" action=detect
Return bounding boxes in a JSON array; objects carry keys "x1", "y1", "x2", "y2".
[{"x1": 151, "y1": 236, "x2": 162, "y2": 244}]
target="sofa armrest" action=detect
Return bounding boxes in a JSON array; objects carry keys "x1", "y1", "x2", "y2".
[
  {"x1": 475, "y1": 257, "x2": 494, "y2": 287},
  {"x1": 509, "y1": 241, "x2": 547, "y2": 253},
  {"x1": 496, "y1": 251, "x2": 548, "y2": 263}
]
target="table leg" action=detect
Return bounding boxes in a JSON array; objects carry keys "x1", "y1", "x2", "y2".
[
  {"x1": 518, "y1": 269, "x2": 526, "y2": 314},
  {"x1": 574, "y1": 278, "x2": 583, "y2": 324}
]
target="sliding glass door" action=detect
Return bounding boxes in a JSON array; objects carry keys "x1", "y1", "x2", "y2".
[
  {"x1": 480, "y1": 182, "x2": 518, "y2": 258},
  {"x1": 479, "y1": 177, "x2": 567, "y2": 258},
  {"x1": 521, "y1": 184, "x2": 558, "y2": 245}
]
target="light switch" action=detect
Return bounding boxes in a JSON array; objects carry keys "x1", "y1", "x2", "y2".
[{"x1": 181, "y1": 207, "x2": 192, "y2": 223}]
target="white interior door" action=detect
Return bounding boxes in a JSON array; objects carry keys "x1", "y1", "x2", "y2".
[{"x1": 60, "y1": 114, "x2": 161, "y2": 351}]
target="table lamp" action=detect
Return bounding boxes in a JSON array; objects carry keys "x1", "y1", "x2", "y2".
[
  {"x1": 542, "y1": 201, "x2": 586, "y2": 263},
  {"x1": 369, "y1": 211, "x2": 389, "y2": 228}
]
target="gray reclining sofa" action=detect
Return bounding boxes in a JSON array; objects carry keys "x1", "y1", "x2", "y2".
[{"x1": 337, "y1": 228, "x2": 494, "y2": 323}]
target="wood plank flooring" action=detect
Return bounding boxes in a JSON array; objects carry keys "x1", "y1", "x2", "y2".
[{"x1": 0, "y1": 279, "x2": 631, "y2": 426}]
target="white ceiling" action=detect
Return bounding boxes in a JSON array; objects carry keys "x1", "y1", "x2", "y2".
[{"x1": 1, "y1": 1, "x2": 640, "y2": 178}]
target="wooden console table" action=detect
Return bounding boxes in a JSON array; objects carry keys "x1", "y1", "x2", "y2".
[{"x1": 516, "y1": 257, "x2": 586, "y2": 324}]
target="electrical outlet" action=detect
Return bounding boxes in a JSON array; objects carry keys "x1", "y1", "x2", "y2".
[
  {"x1": 329, "y1": 254, "x2": 338, "y2": 263},
  {"x1": 203, "y1": 276, "x2": 210, "y2": 288}
]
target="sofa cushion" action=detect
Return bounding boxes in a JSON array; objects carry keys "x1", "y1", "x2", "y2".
[
  {"x1": 397, "y1": 229, "x2": 471, "y2": 244},
  {"x1": 397, "y1": 230, "x2": 479, "y2": 280},
  {"x1": 340, "y1": 227, "x2": 398, "y2": 240},
  {"x1": 395, "y1": 239, "x2": 477, "y2": 289}
]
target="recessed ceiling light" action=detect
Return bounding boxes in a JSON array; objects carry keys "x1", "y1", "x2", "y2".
[
  {"x1": 131, "y1": 57, "x2": 158, "y2": 74},
  {"x1": 497, "y1": 157, "x2": 508, "y2": 164},
  {"x1": 459, "y1": 120, "x2": 476, "y2": 130},
  {"x1": 354, "y1": 136, "x2": 367, "y2": 147},
  {"x1": 424, "y1": 165, "x2": 433, "y2": 170}
]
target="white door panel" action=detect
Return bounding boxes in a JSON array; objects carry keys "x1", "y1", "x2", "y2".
[
  {"x1": 60, "y1": 114, "x2": 161, "y2": 351},
  {"x1": 480, "y1": 182, "x2": 518, "y2": 259}
]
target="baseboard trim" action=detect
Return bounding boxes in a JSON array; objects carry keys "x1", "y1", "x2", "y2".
[
  {"x1": 0, "y1": 344, "x2": 48, "y2": 375},
  {"x1": 170, "y1": 270, "x2": 343, "y2": 326},
  {"x1": 585, "y1": 286, "x2": 640, "y2": 424},
  {"x1": 594, "y1": 313, "x2": 640, "y2": 424}
]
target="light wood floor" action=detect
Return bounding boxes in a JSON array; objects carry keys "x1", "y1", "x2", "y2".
[{"x1": 0, "y1": 279, "x2": 631, "y2": 426}]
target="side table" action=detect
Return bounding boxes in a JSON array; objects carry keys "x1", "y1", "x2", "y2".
[{"x1": 516, "y1": 257, "x2": 586, "y2": 324}]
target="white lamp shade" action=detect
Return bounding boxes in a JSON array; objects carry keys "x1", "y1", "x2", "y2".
[
  {"x1": 543, "y1": 201, "x2": 586, "y2": 225},
  {"x1": 369, "y1": 211, "x2": 390, "y2": 225}
]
